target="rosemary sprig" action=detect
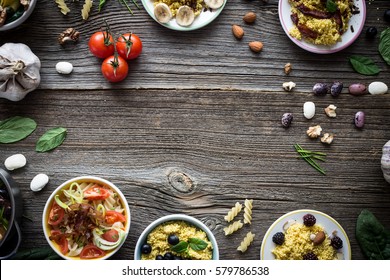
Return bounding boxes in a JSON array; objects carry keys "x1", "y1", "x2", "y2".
[{"x1": 294, "y1": 144, "x2": 326, "y2": 175}]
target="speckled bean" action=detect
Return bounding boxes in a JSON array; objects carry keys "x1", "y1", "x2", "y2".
[
  {"x1": 349, "y1": 83, "x2": 367, "y2": 95},
  {"x1": 354, "y1": 111, "x2": 365, "y2": 128},
  {"x1": 281, "y1": 113, "x2": 293, "y2": 128},
  {"x1": 330, "y1": 81, "x2": 343, "y2": 97},
  {"x1": 313, "y1": 83, "x2": 329, "y2": 96}
]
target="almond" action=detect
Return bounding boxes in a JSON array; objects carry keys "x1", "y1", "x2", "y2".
[
  {"x1": 232, "y1": 25, "x2": 244, "y2": 40},
  {"x1": 249, "y1": 41, "x2": 263, "y2": 53},
  {"x1": 313, "y1": 231, "x2": 326, "y2": 245},
  {"x1": 243, "y1": 12, "x2": 256, "y2": 23}
]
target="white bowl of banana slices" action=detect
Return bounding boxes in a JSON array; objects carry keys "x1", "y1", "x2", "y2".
[{"x1": 141, "y1": 0, "x2": 226, "y2": 31}]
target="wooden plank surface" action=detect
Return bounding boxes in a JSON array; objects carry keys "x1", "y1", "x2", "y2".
[{"x1": 0, "y1": 0, "x2": 390, "y2": 260}]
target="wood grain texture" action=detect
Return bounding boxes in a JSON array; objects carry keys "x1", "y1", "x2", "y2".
[{"x1": 1, "y1": 89, "x2": 389, "y2": 260}]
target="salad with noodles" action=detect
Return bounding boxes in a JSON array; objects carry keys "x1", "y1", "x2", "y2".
[{"x1": 45, "y1": 181, "x2": 128, "y2": 259}]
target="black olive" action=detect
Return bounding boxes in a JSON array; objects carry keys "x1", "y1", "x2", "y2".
[
  {"x1": 384, "y1": 10, "x2": 390, "y2": 22},
  {"x1": 141, "y1": 244, "x2": 152, "y2": 254},
  {"x1": 167, "y1": 234, "x2": 180, "y2": 245},
  {"x1": 155, "y1": 255, "x2": 163, "y2": 260},
  {"x1": 366, "y1": 27, "x2": 378, "y2": 38},
  {"x1": 163, "y1": 252, "x2": 174, "y2": 260}
]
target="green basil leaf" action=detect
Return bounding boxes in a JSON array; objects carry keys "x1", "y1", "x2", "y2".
[
  {"x1": 36, "y1": 127, "x2": 67, "y2": 152},
  {"x1": 356, "y1": 209, "x2": 390, "y2": 260},
  {"x1": 349, "y1": 55, "x2": 381, "y2": 75},
  {"x1": 0, "y1": 116, "x2": 37, "y2": 144},
  {"x1": 379, "y1": 28, "x2": 390, "y2": 66},
  {"x1": 171, "y1": 241, "x2": 188, "y2": 253},
  {"x1": 326, "y1": 0, "x2": 337, "y2": 13},
  {"x1": 188, "y1": 238, "x2": 208, "y2": 251}
]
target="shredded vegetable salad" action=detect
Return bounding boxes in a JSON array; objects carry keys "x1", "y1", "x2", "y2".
[{"x1": 46, "y1": 181, "x2": 127, "y2": 259}]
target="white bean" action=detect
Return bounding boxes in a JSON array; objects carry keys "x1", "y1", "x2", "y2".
[{"x1": 4, "y1": 154, "x2": 26, "y2": 170}]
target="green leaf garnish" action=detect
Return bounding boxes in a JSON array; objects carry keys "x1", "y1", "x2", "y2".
[
  {"x1": 188, "y1": 238, "x2": 208, "y2": 251},
  {"x1": 0, "y1": 116, "x2": 37, "y2": 144},
  {"x1": 171, "y1": 241, "x2": 189, "y2": 253},
  {"x1": 379, "y1": 28, "x2": 390, "y2": 66},
  {"x1": 349, "y1": 55, "x2": 381, "y2": 76},
  {"x1": 36, "y1": 127, "x2": 67, "y2": 152},
  {"x1": 326, "y1": 0, "x2": 337, "y2": 13}
]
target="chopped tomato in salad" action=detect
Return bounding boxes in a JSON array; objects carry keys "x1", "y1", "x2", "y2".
[
  {"x1": 83, "y1": 185, "x2": 111, "y2": 200},
  {"x1": 105, "y1": 210, "x2": 126, "y2": 224},
  {"x1": 102, "y1": 229, "x2": 120, "y2": 242},
  {"x1": 80, "y1": 244, "x2": 106, "y2": 259},
  {"x1": 48, "y1": 202, "x2": 65, "y2": 226}
]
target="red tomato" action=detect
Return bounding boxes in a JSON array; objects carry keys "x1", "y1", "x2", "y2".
[
  {"x1": 50, "y1": 230, "x2": 69, "y2": 255},
  {"x1": 101, "y1": 55, "x2": 129, "y2": 83},
  {"x1": 84, "y1": 185, "x2": 111, "y2": 200},
  {"x1": 80, "y1": 244, "x2": 105, "y2": 259},
  {"x1": 105, "y1": 210, "x2": 126, "y2": 224},
  {"x1": 102, "y1": 229, "x2": 119, "y2": 242},
  {"x1": 116, "y1": 33, "x2": 143, "y2": 60},
  {"x1": 48, "y1": 203, "x2": 65, "y2": 226},
  {"x1": 88, "y1": 31, "x2": 115, "y2": 59}
]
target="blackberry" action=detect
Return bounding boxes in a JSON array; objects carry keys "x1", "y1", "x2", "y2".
[
  {"x1": 302, "y1": 252, "x2": 318, "y2": 260},
  {"x1": 272, "y1": 232, "x2": 285, "y2": 245},
  {"x1": 331, "y1": 236, "x2": 343, "y2": 249},
  {"x1": 303, "y1": 214, "x2": 316, "y2": 226}
]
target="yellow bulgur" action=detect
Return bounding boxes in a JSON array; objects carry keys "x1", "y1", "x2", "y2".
[
  {"x1": 142, "y1": 221, "x2": 213, "y2": 260},
  {"x1": 272, "y1": 223, "x2": 338, "y2": 260},
  {"x1": 289, "y1": 0, "x2": 353, "y2": 45},
  {"x1": 154, "y1": 0, "x2": 204, "y2": 17}
]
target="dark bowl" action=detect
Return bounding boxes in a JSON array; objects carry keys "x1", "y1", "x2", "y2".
[{"x1": 0, "y1": 168, "x2": 23, "y2": 259}]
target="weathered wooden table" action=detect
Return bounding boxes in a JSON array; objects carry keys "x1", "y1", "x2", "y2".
[{"x1": 0, "y1": 0, "x2": 389, "y2": 260}]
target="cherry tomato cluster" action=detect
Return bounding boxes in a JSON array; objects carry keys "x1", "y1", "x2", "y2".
[{"x1": 88, "y1": 27, "x2": 142, "y2": 83}]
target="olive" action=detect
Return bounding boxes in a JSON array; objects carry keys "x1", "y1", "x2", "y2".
[
  {"x1": 155, "y1": 255, "x2": 164, "y2": 260},
  {"x1": 366, "y1": 27, "x2": 378, "y2": 38},
  {"x1": 313, "y1": 83, "x2": 329, "y2": 96},
  {"x1": 167, "y1": 234, "x2": 180, "y2": 245},
  {"x1": 141, "y1": 244, "x2": 152, "y2": 254},
  {"x1": 330, "y1": 81, "x2": 343, "y2": 97},
  {"x1": 163, "y1": 252, "x2": 174, "y2": 260},
  {"x1": 384, "y1": 9, "x2": 390, "y2": 22}
]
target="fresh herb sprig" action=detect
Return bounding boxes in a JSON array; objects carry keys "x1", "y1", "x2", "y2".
[
  {"x1": 294, "y1": 144, "x2": 326, "y2": 175},
  {"x1": 171, "y1": 238, "x2": 208, "y2": 256},
  {"x1": 0, "y1": 206, "x2": 9, "y2": 231},
  {"x1": 326, "y1": 0, "x2": 337, "y2": 13}
]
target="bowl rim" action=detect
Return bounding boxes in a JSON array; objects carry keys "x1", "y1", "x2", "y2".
[
  {"x1": 134, "y1": 214, "x2": 219, "y2": 260},
  {"x1": 0, "y1": 0, "x2": 37, "y2": 32},
  {"x1": 42, "y1": 175, "x2": 131, "y2": 260}
]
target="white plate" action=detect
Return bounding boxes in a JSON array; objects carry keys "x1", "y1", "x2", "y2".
[
  {"x1": 260, "y1": 209, "x2": 351, "y2": 260},
  {"x1": 141, "y1": 0, "x2": 227, "y2": 31},
  {"x1": 278, "y1": 0, "x2": 366, "y2": 54}
]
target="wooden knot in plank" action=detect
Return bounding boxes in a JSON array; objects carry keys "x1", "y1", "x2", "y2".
[{"x1": 167, "y1": 171, "x2": 194, "y2": 193}]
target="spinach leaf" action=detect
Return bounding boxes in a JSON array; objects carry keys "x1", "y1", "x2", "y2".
[
  {"x1": 0, "y1": 116, "x2": 37, "y2": 144},
  {"x1": 356, "y1": 209, "x2": 390, "y2": 260},
  {"x1": 326, "y1": 0, "x2": 337, "y2": 13},
  {"x1": 379, "y1": 28, "x2": 390, "y2": 66},
  {"x1": 349, "y1": 55, "x2": 381, "y2": 75},
  {"x1": 171, "y1": 241, "x2": 189, "y2": 253},
  {"x1": 188, "y1": 238, "x2": 208, "y2": 251},
  {"x1": 36, "y1": 127, "x2": 67, "y2": 152}
]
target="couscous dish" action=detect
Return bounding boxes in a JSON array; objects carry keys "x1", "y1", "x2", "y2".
[
  {"x1": 141, "y1": 221, "x2": 213, "y2": 260},
  {"x1": 288, "y1": 0, "x2": 354, "y2": 45},
  {"x1": 154, "y1": 0, "x2": 204, "y2": 17}
]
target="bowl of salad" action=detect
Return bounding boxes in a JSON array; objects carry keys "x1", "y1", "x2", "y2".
[
  {"x1": 42, "y1": 176, "x2": 131, "y2": 260},
  {"x1": 0, "y1": 0, "x2": 37, "y2": 32}
]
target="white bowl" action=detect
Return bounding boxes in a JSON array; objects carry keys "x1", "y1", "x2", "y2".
[
  {"x1": 134, "y1": 214, "x2": 219, "y2": 260},
  {"x1": 261, "y1": 209, "x2": 351, "y2": 260},
  {"x1": 0, "y1": 0, "x2": 37, "y2": 32},
  {"x1": 42, "y1": 176, "x2": 131, "y2": 260}
]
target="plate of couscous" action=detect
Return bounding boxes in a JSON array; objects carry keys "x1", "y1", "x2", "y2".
[
  {"x1": 260, "y1": 209, "x2": 351, "y2": 260},
  {"x1": 141, "y1": 0, "x2": 227, "y2": 31},
  {"x1": 278, "y1": 0, "x2": 366, "y2": 54}
]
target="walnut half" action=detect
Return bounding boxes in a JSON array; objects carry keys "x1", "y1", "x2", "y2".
[
  {"x1": 325, "y1": 105, "x2": 337, "y2": 118},
  {"x1": 307, "y1": 125, "x2": 322, "y2": 138},
  {"x1": 58, "y1": 28, "x2": 80, "y2": 45},
  {"x1": 321, "y1": 133, "x2": 334, "y2": 144}
]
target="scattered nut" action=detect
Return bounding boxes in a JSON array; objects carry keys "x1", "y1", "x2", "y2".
[
  {"x1": 248, "y1": 41, "x2": 263, "y2": 53},
  {"x1": 58, "y1": 28, "x2": 80, "y2": 45},
  {"x1": 243, "y1": 12, "x2": 256, "y2": 23},
  {"x1": 325, "y1": 104, "x2": 337, "y2": 118},
  {"x1": 321, "y1": 133, "x2": 334, "y2": 144},
  {"x1": 307, "y1": 125, "x2": 322, "y2": 138},
  {"x1": 232, "y1": 24, "x2": 244, "y2": 40},
  {"x1": 4, "y1": 154, "x2": 27, "y2": 171},
  {"x1": 313, "y1": 231, "x2": 326, "y2": 245},
  {"x1": 283, "y1": 81, "x2": 296, "y2": 92},
  {"x1": 284, "y1": 63, "x2": 292, "y2": 75}
]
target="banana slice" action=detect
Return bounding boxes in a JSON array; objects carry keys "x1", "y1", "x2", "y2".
[
  {"x1": 204, "y1": 0, "x2": 224, "y2": 9},
  {"x1": 176, "y1": 5, "x2": 195, "y2": 27},
  {"x1": 154, "y1": 3, "x2": 173, "y2": 24}
]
